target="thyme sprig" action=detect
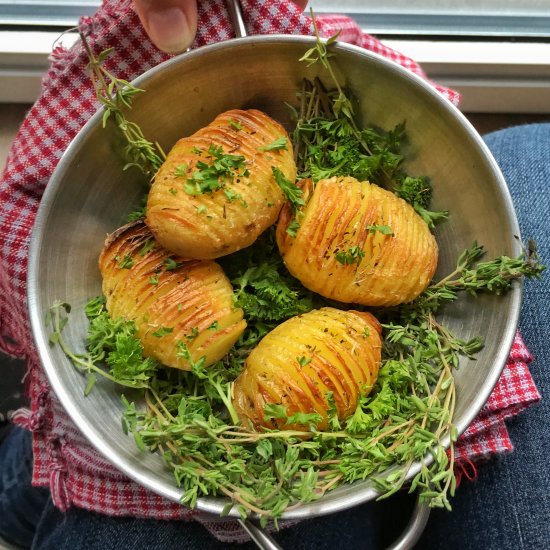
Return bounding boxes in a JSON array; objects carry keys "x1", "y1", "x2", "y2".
[
  {"x1": 80, "y1": 31, "x2": 165, "y2": 180},
  {"x1": 396, "y1": 240, "x2": 545, "y2": 321}
]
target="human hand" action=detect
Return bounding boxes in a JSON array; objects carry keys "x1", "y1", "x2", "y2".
[{"x1": 134, "y1": 0, "x2": 309, "y2": 54}]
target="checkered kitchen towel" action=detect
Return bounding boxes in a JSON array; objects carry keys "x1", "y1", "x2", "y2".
[{"x1": 0, "y1": 0, "x2": 539, "y2": 543}]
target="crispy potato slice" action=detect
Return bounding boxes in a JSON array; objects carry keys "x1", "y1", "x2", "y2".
[
  {"x1": 99, "y1": 221, "x2": 246, "y2": 370},
  {"x1": 277, "y1": 176, "x2": 438, "y2": 306},
  {"x1": 233, "y1": 307, "x2": 382, "y2": 431},
  {"x1": 146, "y1": 109, "x2": 296, "y2": 259}
]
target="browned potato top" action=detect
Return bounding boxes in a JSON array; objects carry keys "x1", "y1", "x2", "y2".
[
  {"x1": 277, "y1": 176, "x2": 438, "y2": 306},
  {"x1": 99, "y1": 221, "x2": 246, "y2": 371},
  {"x1": 146, "y1": 109, "x2": 296, "y2": 260}
]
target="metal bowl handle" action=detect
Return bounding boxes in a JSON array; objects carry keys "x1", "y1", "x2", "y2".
[
  {"x1": 238, "y1": 492, "x2": 430, "y2": 550},
  {"x1": 386, "y1": 494, "x2": 431, "y2": 550},
  {"x1": 238, "y1": 518, "x2": 284, "y2": 550},
  {"x1": 226, "y1": 0, "x2": 248, "y2": 39}
]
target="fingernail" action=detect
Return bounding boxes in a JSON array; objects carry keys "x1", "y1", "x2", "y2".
[{"x1": 146, "y1": 7, "x2": 194, "y2": 54}]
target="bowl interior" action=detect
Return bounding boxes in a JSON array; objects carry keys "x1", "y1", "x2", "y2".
[{"x1": 28, "y1": 35, "x2": 521, "y2": 519}]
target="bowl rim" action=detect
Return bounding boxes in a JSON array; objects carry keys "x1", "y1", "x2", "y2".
[{"x1": 28, "y1": 33, "x2": 522, "y2": 519}]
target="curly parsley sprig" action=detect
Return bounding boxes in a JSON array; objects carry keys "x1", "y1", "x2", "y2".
[{"x1": 47, "y1": 299, "x2": 157, "y2": 394}]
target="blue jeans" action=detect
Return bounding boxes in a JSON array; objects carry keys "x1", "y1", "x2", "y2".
[
  {"x1": 1, "y1": 124, "x2": 549, "y2": 549},
  {"x1": 0, "y1": 427, "x2": 49, "y2": 548}
]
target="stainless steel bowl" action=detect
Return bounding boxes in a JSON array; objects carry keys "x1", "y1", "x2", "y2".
[{"x1": 28, "y1": 35, "x2": 521, "y2": 521}]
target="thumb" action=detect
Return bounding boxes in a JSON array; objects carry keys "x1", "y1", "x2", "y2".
[{"x1": 133, "y1": 0, "x2": 198, "y2": 54}]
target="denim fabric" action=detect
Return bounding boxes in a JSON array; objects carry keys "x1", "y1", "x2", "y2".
[
  {"x1": 1, "y1": 124, "x2": 549, "y2": 549},
  {"x1": 0, "y1": 427, "x2": 48, "y2": 548},
  {"x1": 418, "y1": 123, "x2": 550, "y2": 549},
  {"x1": 30, "y1": 489, "x2": 417, "y2": 550}
]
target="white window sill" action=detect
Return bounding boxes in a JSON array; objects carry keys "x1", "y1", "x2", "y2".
[
  {"x1": 383, "y1": 39, "x2": 550, "y2": 113},
  {"x1": 1, "y1": 30, "x2": 550, "y2": 113},
  {"x1": 0, "y1": 30, "x2": 78, "y2": 103}
]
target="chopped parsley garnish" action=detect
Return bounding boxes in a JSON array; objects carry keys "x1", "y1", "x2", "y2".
[
  {"x1": 139, "y1": 238, "x2": 156, "y2": 256},
  {"x1": 229, "y1": 118, "x2": 243, "y2": 131},
  {"x1": 152, "y1": 326, "x2": 174, "y2": 338},
  {"x1": 258, "y1": 137, "x2": 288, "y2": 151},
  {"x1": 271, "y1": 167, "x2": 304, "y2": 212},
  {"x1": 180, "y1": 144, "x2": 247, "y2": 196},
  {"x1": 335, "y1": 245, "x2": 365, "y2": 265},
  {"x1": 366, "y1": 224, "x2": 394, "y2": 236},
  {"x1": 174, "y1": 162, "x2": 188, "y2": 177},
  {"x1": 272, "y1": 166, "x2": 304, "y2": 238},
  {"x1": 116, "y1": 254, "x2": 134, "y2": 269},
  {"x1": 185, "y1": 327, "x2": 200, "y2": 341},
  {"x1": 224, "y1": 188, "x2": 241, "y2": 202},
  {"x1": 164, "y1": 257, "x2": 182, "y2": 271},
  {"x1": 286, "y1": 219, "x2": 301, "y2": 238}
]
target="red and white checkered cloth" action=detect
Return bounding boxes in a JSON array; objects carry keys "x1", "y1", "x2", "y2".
[{"x1": 0, "y1": 0, "x2": 539, "y2": 543}]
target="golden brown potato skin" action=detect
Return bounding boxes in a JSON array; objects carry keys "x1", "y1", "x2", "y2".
[
  {"x1": 99, "y1": 221, "x2": 246, "y2": 370},
  {"x1": 232, "y1": 307, "x2": 382, "y2": 431},
  {"x1": 146, "y1": 109, "x2": 296, "y2": 260},
  {"x1": 277, "y1": 176, "x2": 438, "y2": 307}
]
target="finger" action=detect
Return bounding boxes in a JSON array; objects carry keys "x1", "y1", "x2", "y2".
[{"x1": 133, "y1": 0, "x2": 198, "y2": 54}]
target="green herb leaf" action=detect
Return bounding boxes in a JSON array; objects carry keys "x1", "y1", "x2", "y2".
[
  {"x1": 152, "y1": 327, "x2": 174, "y2": 338},
  {"x1": 164, "y1": 257, "x2": 182, "y2": 271},
  {"x1": 258, "y1": 137, "x2": 288, "y2": 151},
  {"x1": 366, "y1": 224, "x2": 394, "y2": 236},
  {"x1": 335, "y1": 246, "x2": 365, "y2": 265},
  {"x1": 271, "y1": 167, "x2": 304, "y2": 212},
  {"x1": 286, "y1": 219, "x2": 301, "y2": 238},
  {"x1": 229, "y1": 118, "x2": 243, "y2": 131},
  {"x1": 116, "y1": 254, "x2": 134, "y2": 269},
  {"x1": 183, "y1": 145, "x2": 246, "y2": 196}
]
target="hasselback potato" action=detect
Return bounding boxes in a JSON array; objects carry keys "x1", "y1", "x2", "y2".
[
  {"x1": 99, "y1": 221, "x2": 246, "y2": 370},
  {"x1": 277, "y1": 176, "x2": 438, "y2": 306},
  {"x1": 146, "y1": 109, "x2": 296, "y2": 260},
  {"x1": 233, "y1": 307, "x2": 382, "y2": 431}
]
